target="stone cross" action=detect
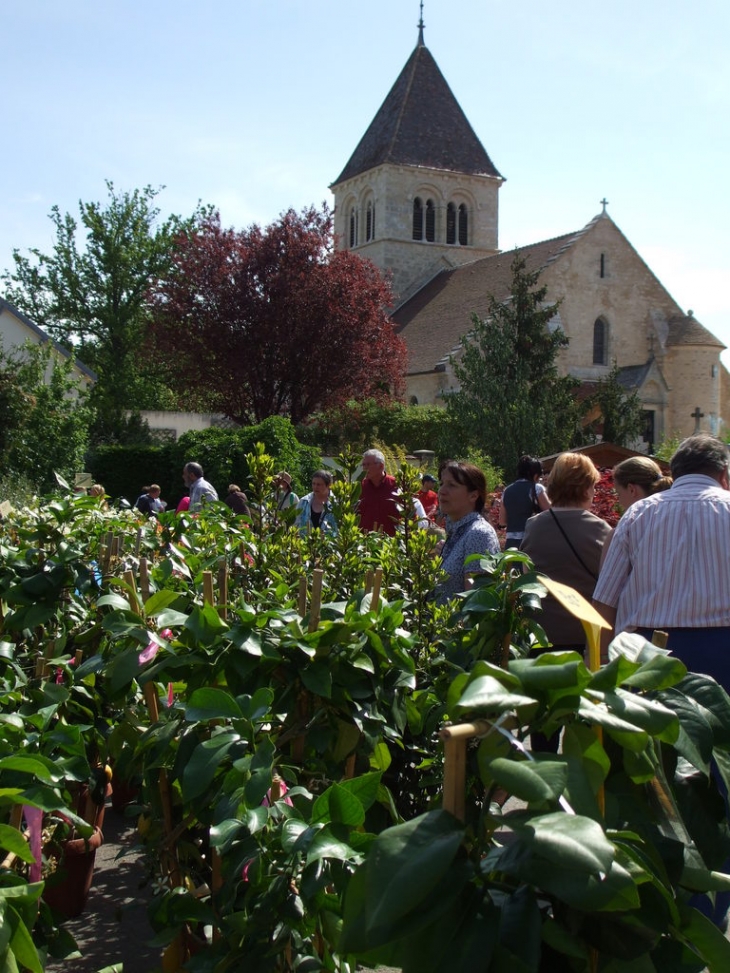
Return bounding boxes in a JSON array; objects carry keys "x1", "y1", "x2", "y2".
[
  {"x1": 600, "y1": 198, "x2": 609, "y2": 214},
  {"x1": 691, "y1": 406, "x2": 705, "y2": 434}
]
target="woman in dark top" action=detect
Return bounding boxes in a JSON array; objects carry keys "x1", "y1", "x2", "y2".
[
  {"x1": 498, "y1": 455, "x2": 550, "y2": 548},
  {"x1": 223, "y1": 484, "x2": 251, "y2": 517}
]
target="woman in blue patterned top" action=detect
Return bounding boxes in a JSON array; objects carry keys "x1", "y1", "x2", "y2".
[{"x1": 436, "y1": 461, "x2": 500, "y2": 604}]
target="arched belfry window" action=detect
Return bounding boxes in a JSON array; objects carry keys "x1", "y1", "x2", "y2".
[
  {"x1": 446, "y1": 203, "x2": 456, "y2": 244},
  {"x1": 425, "y1": 200, "x2": 435, "y2": 242},
  {"x1": 365, "y1": 201, "x2": 375, "y2": 242},
  {"x1": 593, "y1": 318, "x2": 608, "y2": 365},
  {"x1": 349, "y1": 206, "x2": 358, "y2": 248},
  {"x1": 412, "y1": 198, "x2": 423, "y2": 240},
  {"x1": 458, "y1": 204, "x2": 468, "y2": 245}
]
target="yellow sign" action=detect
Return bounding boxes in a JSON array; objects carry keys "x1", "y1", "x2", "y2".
[{"x1": 537, "y1": 575, "x2": 610, "y2": 673}]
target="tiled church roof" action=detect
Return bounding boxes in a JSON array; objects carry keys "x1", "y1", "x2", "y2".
[
  {"x1": 392, "y1": 230, "x2": 582, "y2": 374},
  {"x1": 331, "y1": 39, "x2": 502, "y2": 186},
  {"x1": 666, "y1": 312, "x2": 724, "y2": 348}
]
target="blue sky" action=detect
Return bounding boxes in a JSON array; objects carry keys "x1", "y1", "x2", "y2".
[{"x1": 4, "y1": 1, "x2": 729, "y2": 362}]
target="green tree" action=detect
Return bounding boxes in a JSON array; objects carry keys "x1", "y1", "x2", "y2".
[
  {"x1": 0, "y1": 342, "x2": 92, "y2": 493},
  {"x1": 445, "y1": 254, "x2": 583, "y2": 474},
  {"x1": 586, "y1": 362, "x2": 645, "y2": 446},
  {"x1": 1, "y1": 181, "x2": 208, "y2": 442}
]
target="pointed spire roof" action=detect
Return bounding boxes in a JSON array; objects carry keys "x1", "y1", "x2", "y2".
[{"x1": 331, "y1": 37, "x2": 502, "y2": 186}]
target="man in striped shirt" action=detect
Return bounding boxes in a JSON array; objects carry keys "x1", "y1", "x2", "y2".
[{"x1": 593, "y1": 435, "x2": 730, "y2": 688}]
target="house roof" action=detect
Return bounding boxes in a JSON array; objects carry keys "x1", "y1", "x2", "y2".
[
  {"x1": 0, "y1": 296, "x2": 97, "y2": 381},
  {"x1": 392, "y1": 226, "x2": 588, "y2": 374},
  {"x1": 331, "y1": 38, "x2": 502, "y2": 187}
]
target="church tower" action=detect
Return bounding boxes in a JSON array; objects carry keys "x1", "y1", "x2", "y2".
[{"x1": 330, "y1": 17, "x2": 504, "y2": 304}]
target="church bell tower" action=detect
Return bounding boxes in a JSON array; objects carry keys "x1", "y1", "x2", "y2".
[{"x1": 330, "y1": 15, "x2": 504, "y2": 304}]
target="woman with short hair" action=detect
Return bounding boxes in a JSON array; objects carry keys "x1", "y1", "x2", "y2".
[
  {"x1": 521, "y1": 452, "x2": 611, "y2": 651},
  {"x1": 295, "y1": 470, "x2": 337, "y2": 534},
  {"x1": 520, "y1": 452, "x2": 612, "y2": 751}
]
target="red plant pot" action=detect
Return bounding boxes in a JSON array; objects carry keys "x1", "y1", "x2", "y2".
[{"x1": 42, "y1": 826, "x2": 104, "y2": 919}]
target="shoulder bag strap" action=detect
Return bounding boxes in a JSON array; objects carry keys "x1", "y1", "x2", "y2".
[{"x1": 549, "y1": 509, "x2": 598, "y2": 581}]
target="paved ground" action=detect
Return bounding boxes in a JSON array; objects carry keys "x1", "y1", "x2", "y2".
[{"x1": 46, "y1": 803, "x2": 159, "y2": 973}]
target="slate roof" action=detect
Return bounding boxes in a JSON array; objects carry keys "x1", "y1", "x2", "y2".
[
  {"x1": 331, "y1": 39, "x2": 502, "y2": 187},
  {"x1": 392, "y1": 228, "x2": 585, "y2": 374},
  {"x1": 616, "y1": 363, "x2": 652, "y2": 390}
]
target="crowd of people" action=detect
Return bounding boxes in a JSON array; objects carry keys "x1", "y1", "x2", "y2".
[
  {"x1": 119, "y1": 435, "x2": 730, "y2": 923},
  {"x1": 124, "y1": 436, "x2": 730, "y2": 695}
]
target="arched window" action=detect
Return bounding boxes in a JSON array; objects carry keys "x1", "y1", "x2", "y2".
[
  {"x1": 412, "y1": 197, "x2": 423, "y2": 240},
  {"x1": 458, "y1": 204, "x2": 468, "y2": 245},
  {"x1": 593, "y1": 318, "x2": 608, "y2": 365},
  {"x1": 446, "y1": 203, "x2": 456, "y2": 244},
  {"x1": 365, "y1": 201, "x2": 375, "y2": 242},
  {"x1": 425, "y1": 200, "x2": 435, "y2": 242},
  {"x1": 349, "y1": 206, "x2": 358, "y2": 248}
]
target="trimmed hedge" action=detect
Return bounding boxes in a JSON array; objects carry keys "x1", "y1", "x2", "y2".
[{"x1": 88, "y1": 416, "x2": 322, "y2": 508}]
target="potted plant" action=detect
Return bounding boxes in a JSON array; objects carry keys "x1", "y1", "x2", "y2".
[{"x1": 339, "y1": 630, "x2": 730, "y2": 972}]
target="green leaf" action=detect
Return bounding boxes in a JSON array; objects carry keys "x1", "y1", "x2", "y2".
[
  {"x1": 8, "y1": 904, "x2": 43, "y2": 973},
  {"x1": 185, "y1": 688, "x2": 243, "y2": 722},
  {"x1": 510, "y1": 652, "x2": 591, "y2": 694},
  {"x1": 154, "y1": 608, "x2": 190, "y2": 628},
  {"x1": 455, "y1": 675, "x2": 537, "y2": 715},
  {"x1": 497, "y1": 885, "x2": 542, "y2": 972},
  {"x1": 577, "y1": 699, "x2": 649, "y2": 751},
  {"x1": 0, "y1": 755, "x2": 63, "y2": 783},
  {"x1": 622, "y1": 654, "x2": 688, "y2": 691},
  {"x1": 281, "y1": 819, "x2": 310, "y2": 852},
  {"x1": 0, "y1": 825, "x2": 35, "y2": 863},
  {"x1": 305, "y1": 829, "x2": 359, "y2": 865},
  {"x1": 311, "y1": 782, "x2": 365, "y2": 827},
  {"x1": 596, "y1": 689, "x2": 679, "y2": 742},
  {"x1": 301, "y1": 662, "x2": 332, "y2": 698},
  {"x1": 338, "y1": 771, "x2": 381, "y2": 811},
  {"x1": 678, "y1": 902, "x2": 730, "y2": 968},
  {"x1": 143, "y1": 589, "x2": 181, "y2": 617},
  {"x1": 488, "y1": 757, "x2": 568, "y2": 805},
  {"x1": 184, "y1": 603, "x2": 229, "y2": 646},
  {"x1": 507, "y1": 811, "x2": 615, "y2": 873},
  {"x1": 332, "y1": 719, "x2": 361, "y2": 763},
  {"x1": 107, "y1": 646, "x2": 145, "y2": 694},
  {"x1": 363, "y1": 810, "x2": 464, "y2": 935},
  {"x1": 95, "y1": 592, "x2": 132, "y2": 611},
  {"x1": 181, "y1": 734, "x2": 239, "y2": 802}
]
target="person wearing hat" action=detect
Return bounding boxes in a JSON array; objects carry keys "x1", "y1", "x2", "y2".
[
  {"x1": 274, "y1": 471, "x2": 299, "y2": 516},
  {"x1": 417, "y1": 473, "x2": 439, "y2": 522}
]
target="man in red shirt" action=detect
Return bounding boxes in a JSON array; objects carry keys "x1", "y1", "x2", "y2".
[{"x1": 359, "y1": 449, "x2": 400, "y2": 535}]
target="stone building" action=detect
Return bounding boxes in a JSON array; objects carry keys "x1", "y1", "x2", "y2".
[{"x1": 330, "y1": 24, "x2": 726, "y2": 447}]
